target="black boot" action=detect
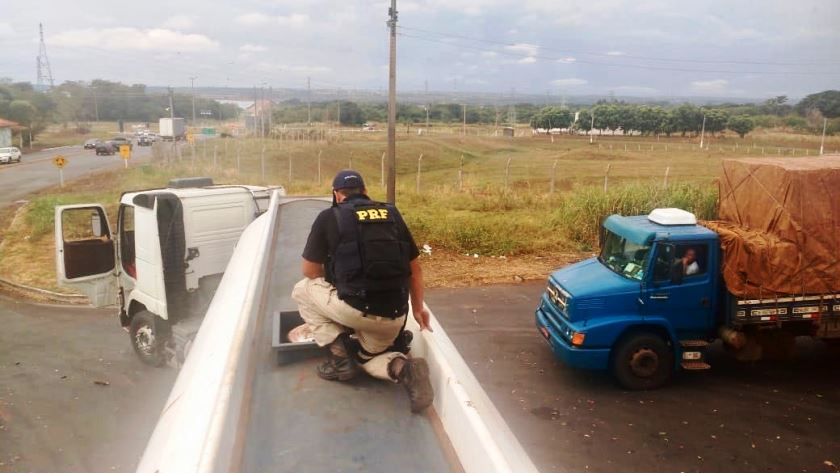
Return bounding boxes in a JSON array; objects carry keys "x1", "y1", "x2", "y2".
[
  {"x1": 317, "y1": 334, "x2": 360, "y2": 382},
  {"x1": 391, "y1": 357, "x2": 434, "y2": 413}
]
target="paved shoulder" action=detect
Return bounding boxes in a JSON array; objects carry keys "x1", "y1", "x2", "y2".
[{"x1": 0, "y1": 298, "x2": 175, "y2": 472}]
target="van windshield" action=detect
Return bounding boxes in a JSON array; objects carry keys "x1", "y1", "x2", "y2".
[{"x1": 598, "y1": 229, "x2": 650, "y2": 281}]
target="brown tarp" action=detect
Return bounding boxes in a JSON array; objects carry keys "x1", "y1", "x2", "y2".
[{"x1": 704, "y1": 156, "x2": 840, "y2": 298}]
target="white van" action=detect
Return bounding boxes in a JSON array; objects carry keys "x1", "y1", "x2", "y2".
[{"x1": 55, "y1": 177, "x2": 283, "y2": 365}]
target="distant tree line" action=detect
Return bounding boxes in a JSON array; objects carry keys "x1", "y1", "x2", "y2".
[
  {"x1": 0, "y1": 78, "x2": 239, "y2": 144},
  {"x1": 530, "y1": 91, "x2": 840, "y2": 138}
]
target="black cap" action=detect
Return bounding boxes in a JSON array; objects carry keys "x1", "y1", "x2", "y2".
[{"x1": 332, "y1": 170, "x2": 366, "y2": 190}]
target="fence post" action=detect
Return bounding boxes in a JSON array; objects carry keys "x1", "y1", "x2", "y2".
[
  {"x1": 318, "y1": 150, "x2": 323, "y2": 185},
  {"x1": 416, "y1": 154, "x2": 423, "y2": 193},
  {"x1": 380, "y1": 152, "x2": 385, "y2": 189},
  {"x1": 458, "y1": 154, "x2": 464, "y2": 192},
  {"x1": 604, "y1": 164, "x2": 611, "y2": 193},
  {"x1": 261, "y1": 144, "x2": 266, "y2": 181},
  {"x1": 505, "y1": 157, "x2": 512, "y2": 190},
  {"x1": 288, "y1": 152, "x2": 293, "y2": 183},
  {"x1": 663, "y1": 166, "x2": 670, "y2": 189},
  {"x1": 213, "y1": 144, "x2": 217, "y2": 169},
  {"x1": 550, "y1": 160, "x2": 558, "y2": 194},
  {"x1": 236, "y1": 141, "x2": 241, "y2": 175}
]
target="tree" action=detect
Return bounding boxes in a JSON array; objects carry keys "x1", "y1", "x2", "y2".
[
  {"x1": 530, "y1": 107, "x2": 573, "y2": 129},
  {"x1": 338, "y1": 101, "x2": 364, "y2": 125},
  {"x1": 727, "y1": 115, "x2": 755, "y2": 138},
  {"x1": 796, "y1": 90, "x2": 840, "y2": 118},
  {"x1": 672, "y1": 104, "x2": 703, "y2": 136},
  {"x1": 703, "y1": 109, "x2": 729, "y2": 136}
]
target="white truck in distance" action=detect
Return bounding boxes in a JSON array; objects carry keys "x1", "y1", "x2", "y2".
[
  {"x1": 159, "y1": 117, "x2": 186, "y2": 141},
  {"x1": 55, "y1": 177, "x2": 278, "y2": 366}
]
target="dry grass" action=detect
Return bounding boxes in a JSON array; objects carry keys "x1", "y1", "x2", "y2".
[{"x1": 1, "y1": 128, "x2": 812, "y2": 293}]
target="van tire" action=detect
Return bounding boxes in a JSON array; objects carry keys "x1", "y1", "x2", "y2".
[
  {"x1": 611, "y1": 332, "x2": 673, "y2": 390},
  {"x1": 130, "y1": 311, "x2": 165, "y2": 367}
]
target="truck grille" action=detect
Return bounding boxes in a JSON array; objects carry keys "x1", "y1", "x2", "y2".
[{"x1": 547, "y1": 281, "x2": 570, "y2": 317}]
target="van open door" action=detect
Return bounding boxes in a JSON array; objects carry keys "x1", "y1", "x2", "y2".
[{"x1": 55, "y1": 205, "x2": 118, "y2": 307}]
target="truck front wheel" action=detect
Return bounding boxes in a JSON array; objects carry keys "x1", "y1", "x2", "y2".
[
  {"x1": 130, "y1": 311, "x2": 166, "y2": 367},
  {"x1": 611, "y1": 332, "x2": 673, "y2": 390}
]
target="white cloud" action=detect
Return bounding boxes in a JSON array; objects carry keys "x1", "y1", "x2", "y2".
[
  {"x1": 552, "y1": 78, "x2": 587, "y2": 87},
  {"x1": 161, "y1": 15, "x2": 194, "y2": 30},
  {"x1": 254, "y1": 62, "x2": 331, "y2": 74},
  {"x1": 690, "y1": 79, "x2": 728, "y2": 93},
  {"x1": 517, "y1": 56, "x2": 537, "y2": 64},
  {"x1": 557, "y1": 56, "x2": 576, "y2": 63},
  {"x1": 240, "y1": 44, "x2": 268, "y2": 52},
  {"x1": 277, "y1": 13, "x2": 310, "y2": 27},
  {"x1": 49, "y1": 28, "x2": 218, "y2": 52},
  {"x1": 481, "y1": 51, "x2": 497, "y2": 58},
  {"x1": 505, "y1": 43, "x2": 538, "y2": 56},
  {"x1": 0, "y1": 22, "x2": 16, "y2": 38},
  {"x1": 606, "y1": 51, "x2": 625, "y2": 56},
  {"x1": 235, "y1": 13, "x2": 273, "y2": 25}
]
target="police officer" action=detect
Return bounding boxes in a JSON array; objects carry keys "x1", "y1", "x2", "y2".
[{"x1": 292, "y1": 170, "x2": 434, "y2": 413}]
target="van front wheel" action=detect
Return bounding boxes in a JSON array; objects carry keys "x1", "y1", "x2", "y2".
[
  {"x1": 611, "y1": 332, "x2": 673, "y2": 390},
  {"x1": 130, "y1": 311, "x2": 166, "y2": 367}
]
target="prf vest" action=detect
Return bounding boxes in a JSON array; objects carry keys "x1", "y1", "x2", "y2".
[{"x1": 330, "y1": 199, "x2": 412, "y2": 304}]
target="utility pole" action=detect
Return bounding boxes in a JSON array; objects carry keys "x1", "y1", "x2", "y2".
[
  {"x1": 307, "y1": 77, "x2": 312, "y2": 126},
  {"x1": 189, "y1": 76, "x2": 197, "y2": 124},
  {"x1": 92, "y1": 86, "x2": 99, "y2": 121},
  {"x1": 820, "y1": 117, "x2": 827, "y2": 156},
  {"x1": 589, "y1": 113, "x2": 595, "y2": 144},
  {"x1": 268, "y1": 86, "x2": 273, "y2": 136},
  {"x1": 386, "y1": 0, "x2": 398, "y2": 203},
  {"x1": 462, "y1": 104, "x2": 466, "y2": 136},
  {"x1": 168, "y1": 87, "x2": 175, "y2": 119},
  {"x1": 253, "y1": 86, "x2": 258, "y2": 136},
  {"x1": 699, "y1": 113, "x2": 707, "y2": 149}
]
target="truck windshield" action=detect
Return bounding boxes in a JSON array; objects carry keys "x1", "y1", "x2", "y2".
[{"x1": 598, "y1": 229, "x2": 650, "y2": 280}]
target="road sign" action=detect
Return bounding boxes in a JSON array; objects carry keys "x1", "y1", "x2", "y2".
[
  {"x1": 53, "y1": 155, "x2": 66, "y2": 168},
  {"x1": 119, "y1": 144, "x2": 131, "y2": 159},
  {"x1": 186, "y1": 133, "x2": 195, "y2": 144}
]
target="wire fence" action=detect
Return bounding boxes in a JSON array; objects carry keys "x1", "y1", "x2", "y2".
[{"x1": 149, "y1": 134, "x2": 839, "y2": 196}]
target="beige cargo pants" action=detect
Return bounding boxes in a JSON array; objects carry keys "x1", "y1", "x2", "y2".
[{"x1": 291, "y1": 277, "x2": 406, "y2": 381}]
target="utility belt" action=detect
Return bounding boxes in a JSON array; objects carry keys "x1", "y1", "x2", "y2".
[{"x1": 342, "y1": 293, "x2": 408, "y2": 320}]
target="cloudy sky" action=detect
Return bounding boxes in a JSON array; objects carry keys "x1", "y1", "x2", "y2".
[{"x1": 1, "y1": 0, "x2": 838, "y2": 99}]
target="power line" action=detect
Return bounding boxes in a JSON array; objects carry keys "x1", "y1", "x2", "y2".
[
  {"x1": 398, "y1": 25, "x2": 838, "y2": 68},
  {"x1": 397, "y1": 32, "x2": 840, "y2": 76}
]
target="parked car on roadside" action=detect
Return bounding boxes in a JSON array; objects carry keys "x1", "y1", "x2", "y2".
[
  {"x1": 95, "y1": 142, "x2": 116, "y2": 156},
  {"x1": 137, "y1": 135, "x2": 152, "y2": 146},
  {"x1": 0, "y1": 147, "x2": 22, "y2": 164},
  {"x1": 83, "y1": 138, "x2": 100, "y2": 149}
]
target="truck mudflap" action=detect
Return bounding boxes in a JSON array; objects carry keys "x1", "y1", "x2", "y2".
[{"x1": 136, "y1": 194, "x2": 538, "y2": 473}]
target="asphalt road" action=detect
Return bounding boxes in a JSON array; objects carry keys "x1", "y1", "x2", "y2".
[
  {"x1": 427, "y1": 283, "x2": 840, "y2": 473},
  {"x1": 0, "y1": 145, "x2": 152, "y2": 207},
  {"x1": 0, "y1": 297, "x2": 176, "y2": 472},
  {"x1": 2, "y1": 283, "x2": 838, "y2": 472}
]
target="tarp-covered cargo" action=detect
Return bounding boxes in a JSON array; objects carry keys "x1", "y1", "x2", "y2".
[{"x1": 706, "y1": 156, "x2": 840, "y2": 298}]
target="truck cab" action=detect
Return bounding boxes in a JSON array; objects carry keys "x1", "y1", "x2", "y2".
[
  {"x1": 536, "y1": 208, "x2": 720, "y2": 390},
  {"x1": 55, "y1": 178, "x2": 282, "y2": 366}
]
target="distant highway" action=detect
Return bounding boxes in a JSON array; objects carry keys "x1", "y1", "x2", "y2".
[{"x1": 0, "y1": 144, "x2": 152, "y2": 207}]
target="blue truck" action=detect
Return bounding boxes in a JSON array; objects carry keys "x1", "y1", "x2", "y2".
[{"x1": 535, "y1": 207, "x2": 840, "y2": 390}]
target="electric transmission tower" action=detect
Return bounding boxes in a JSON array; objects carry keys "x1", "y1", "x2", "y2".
[{"x1": 36, "y1": 23, "x2": 55, "y2": 89}]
